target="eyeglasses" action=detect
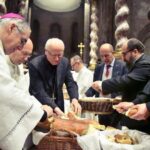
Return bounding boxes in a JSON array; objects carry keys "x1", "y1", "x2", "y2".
[
  {"x1": 16, "y1": 26, "x2": 27, "y2": 46},
  {"x1": 46, "y1": 50, "x2": 63, "y2": 58},
  {"x1": 122, "y1": 49, "x2": 133, "y2": 56}
]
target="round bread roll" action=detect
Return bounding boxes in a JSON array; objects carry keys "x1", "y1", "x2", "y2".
[{"x1": 126, "y1": 108, "x2": 138, "y2": 117}]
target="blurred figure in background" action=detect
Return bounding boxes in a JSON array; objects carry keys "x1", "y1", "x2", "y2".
[{"x1": 70, "y1": 55, "x2": 93, "y2": 98}]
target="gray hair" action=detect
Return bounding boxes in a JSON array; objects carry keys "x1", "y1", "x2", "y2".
[
  {"x1": 71, "y1": 55, "x2": 83, "y2": 63},
  {"x1": 45, "y1": 38, "x2": 65, "y2": 51},
  {"x1": 0, "y1": 18, "x2": 31, "y2": 33}
]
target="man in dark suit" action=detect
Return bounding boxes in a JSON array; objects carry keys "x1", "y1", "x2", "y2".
[
  {"x1": 85, "y1": 43, "x2": 127, "y2": 126},
  {"x1": 86, "y1": 43, "x2": 127, "y2": 98},
  {"x1": 29, "y1": 38, "x2": 81, "y2": 116},
  {"x1": 92, "y1": 38, "x2": 150, "y2": 133}
]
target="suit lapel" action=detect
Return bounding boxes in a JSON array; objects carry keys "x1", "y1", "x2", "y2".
[
  {"x1": 112, "y1": 60, "x2": 121, "y2": 77},
  {"x1": 41, "y1": 57, "x2": 53, "y2": 88},
  {"x1": 98, "y1": 64, "x2": 104, "y2": 80}
]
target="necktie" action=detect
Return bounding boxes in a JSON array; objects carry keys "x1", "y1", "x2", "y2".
[{"x1": 105, "y1": 65, "x2": 111, "y2": 77}]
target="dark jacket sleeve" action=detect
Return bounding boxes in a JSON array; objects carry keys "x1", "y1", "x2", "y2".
[
  {"x1": 64, "y1": 63, "x2": 79, "y2": 100},
  {"x1": 133, "y1": 80, "x2": 150, "y2": 104},
  {"x1": 146, "y1": 102, "x2": 150, "y2": 112},
  {"x1": 29, "y1": 63, "x2": 57, "y2": 109},
  {"x1": 102, "y1": 63, "x2": 150, "y2": 95},
  {"x1": 85, "y1": 65, "x2": 100, "y2": 97}
]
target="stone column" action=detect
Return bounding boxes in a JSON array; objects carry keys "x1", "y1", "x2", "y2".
[
  {"x1": 83, "y1": 0, "x2": 90, "y2": 64},
  {"x1": 115, "y1": 0, "x2": 129, "y2": 49},
  {"x1": 89, "y1": 0, "x2": 98, "y2": 70}
]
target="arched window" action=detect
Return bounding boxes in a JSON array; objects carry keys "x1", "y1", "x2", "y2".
[{"x1": 49, "y1": 23, "x2": 61, "y2": 38}]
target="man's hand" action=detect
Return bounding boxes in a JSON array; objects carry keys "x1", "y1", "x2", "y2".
[
  {"x1": 54, "y1": 107, "x2": 65, "y2": 116},
  {"x1": 71, "y1": 98, "x2": 82, "y2": 115},
  {"x1": 41, "y1": 105, "x2": 53, "y2": 117},
  {"x1": 113, "y1": 102, "x2": 134, "y2": 114},
  {"x1": 129, "y1": 103, "x2": 150, "y2": 120},
  {"x1": 91, "y1": 81, "x2": 102, "y2": 92}
]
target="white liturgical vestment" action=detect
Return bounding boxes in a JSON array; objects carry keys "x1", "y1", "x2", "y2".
[
  {"x1": 6, "y1": 56, "x2": 29, "y2": 93},
  {"x1": 0, "y1": 40, "x2": 43, "y2": 150},
  {"x1": 76, "y1": 66, "x2": 93, "y2": 98}
]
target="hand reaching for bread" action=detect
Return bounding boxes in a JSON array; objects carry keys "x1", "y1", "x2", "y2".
[
  {"x1": 113, "y1": 102, "x2": 134, "y2": 114},
  {"x1": 126, "y1": 103, "x2": 150, "y2": 120},
  {"x1": 91, "y1": 81, "x2": 102, "y2": 92},
  {"x1": 113, "y1": 102, "x2": 150, "y2": 120},
  {"x1": 125, "y1": 108, "x2": 138, "y2": 117},
  {"x1": 70, "y1": 98, "x2": 82, "y2": 115}
]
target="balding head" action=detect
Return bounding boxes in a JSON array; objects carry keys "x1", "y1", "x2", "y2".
[
  {"x1": 45, "y1": 38, "x2": 65, "y2": 65},
  {"x1": 99, "y1": 43, "x2": 114, "y2": 53},
  {"x1": 23, "y1": 38, "x2": 33, "y2": 52},
  {"x1": 99, "y1": 43, "x2": 114, "y2": 65},
  {"x1": 9, "y1": 38, "x2": 33, "y2": 65}
]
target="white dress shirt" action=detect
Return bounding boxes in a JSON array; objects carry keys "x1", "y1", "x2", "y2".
[{"x1": 100, "y1": 58, "x2": 115, "y2": 98}]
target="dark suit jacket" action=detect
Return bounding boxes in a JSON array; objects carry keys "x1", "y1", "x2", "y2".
[
  {"x1": 85, "y1": 59, "x2": 127, "y2": 98},
  {"x1": 102, "y1": 55, "x2": 150, "y2": 101},
  {"x1": 29, "y1": 55, "x2": 78, "y2": 111},
  {"x1": 133, "y1": 80, "x2": 150, "y2": 111},
  {"x1": 101, "y1": 54, "x2": 150, "y2": 133}
]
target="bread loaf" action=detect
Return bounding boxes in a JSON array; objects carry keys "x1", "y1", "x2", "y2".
[
  {"x1": 126, "y1": 108, "x2": 138, "y2": 117},
  {"x1": 51, "y1": 117, "x2": 89, "y2": 135}
]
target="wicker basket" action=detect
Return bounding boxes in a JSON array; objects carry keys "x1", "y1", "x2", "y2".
[
  {"x1": 79, "y1": 97, "x2": 121, "y2": 114},
  {"x1": 36, "y1": 130, "x2": 82, "y2": 150}
]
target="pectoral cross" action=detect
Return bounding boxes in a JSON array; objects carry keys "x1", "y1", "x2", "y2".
[{"x1": 78, "y1": 42, "x2": 85, "y2": 58}]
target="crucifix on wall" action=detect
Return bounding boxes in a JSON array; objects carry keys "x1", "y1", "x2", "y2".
[{"x1": 78, "y1": 42, "x2": 85, "y2": 59}]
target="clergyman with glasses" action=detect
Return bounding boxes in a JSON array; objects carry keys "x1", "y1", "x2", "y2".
[
  {"x1": 0, "y1": 13, "x2": 53, "y2": 150},
  {"x1": 92, "y1": 38, "x2": 150, "y2": 134},
  {"x1": 29, "y1": 38, "x2": 81, "y2": 116}
]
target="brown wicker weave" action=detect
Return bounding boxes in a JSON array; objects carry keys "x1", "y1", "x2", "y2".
[
  {"x1": 79, "y1": 97, "x2": 121, "y2": 114},
  {"x1": 36, "y1": 131, "x2": 82, "y2": 150}
]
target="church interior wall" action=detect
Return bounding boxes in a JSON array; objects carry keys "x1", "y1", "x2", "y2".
[{"x1": 4, "y1": 0, "x2": 150, "y2": 58}]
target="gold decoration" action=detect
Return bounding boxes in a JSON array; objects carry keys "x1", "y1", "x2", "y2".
[{"x1": 78, "y1": 42, "x2": 85, "y2": 58}]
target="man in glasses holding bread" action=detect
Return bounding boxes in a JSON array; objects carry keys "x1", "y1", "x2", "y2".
[{"x1": 92, "y1": 38, "x2": 150, "y2": 134}]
